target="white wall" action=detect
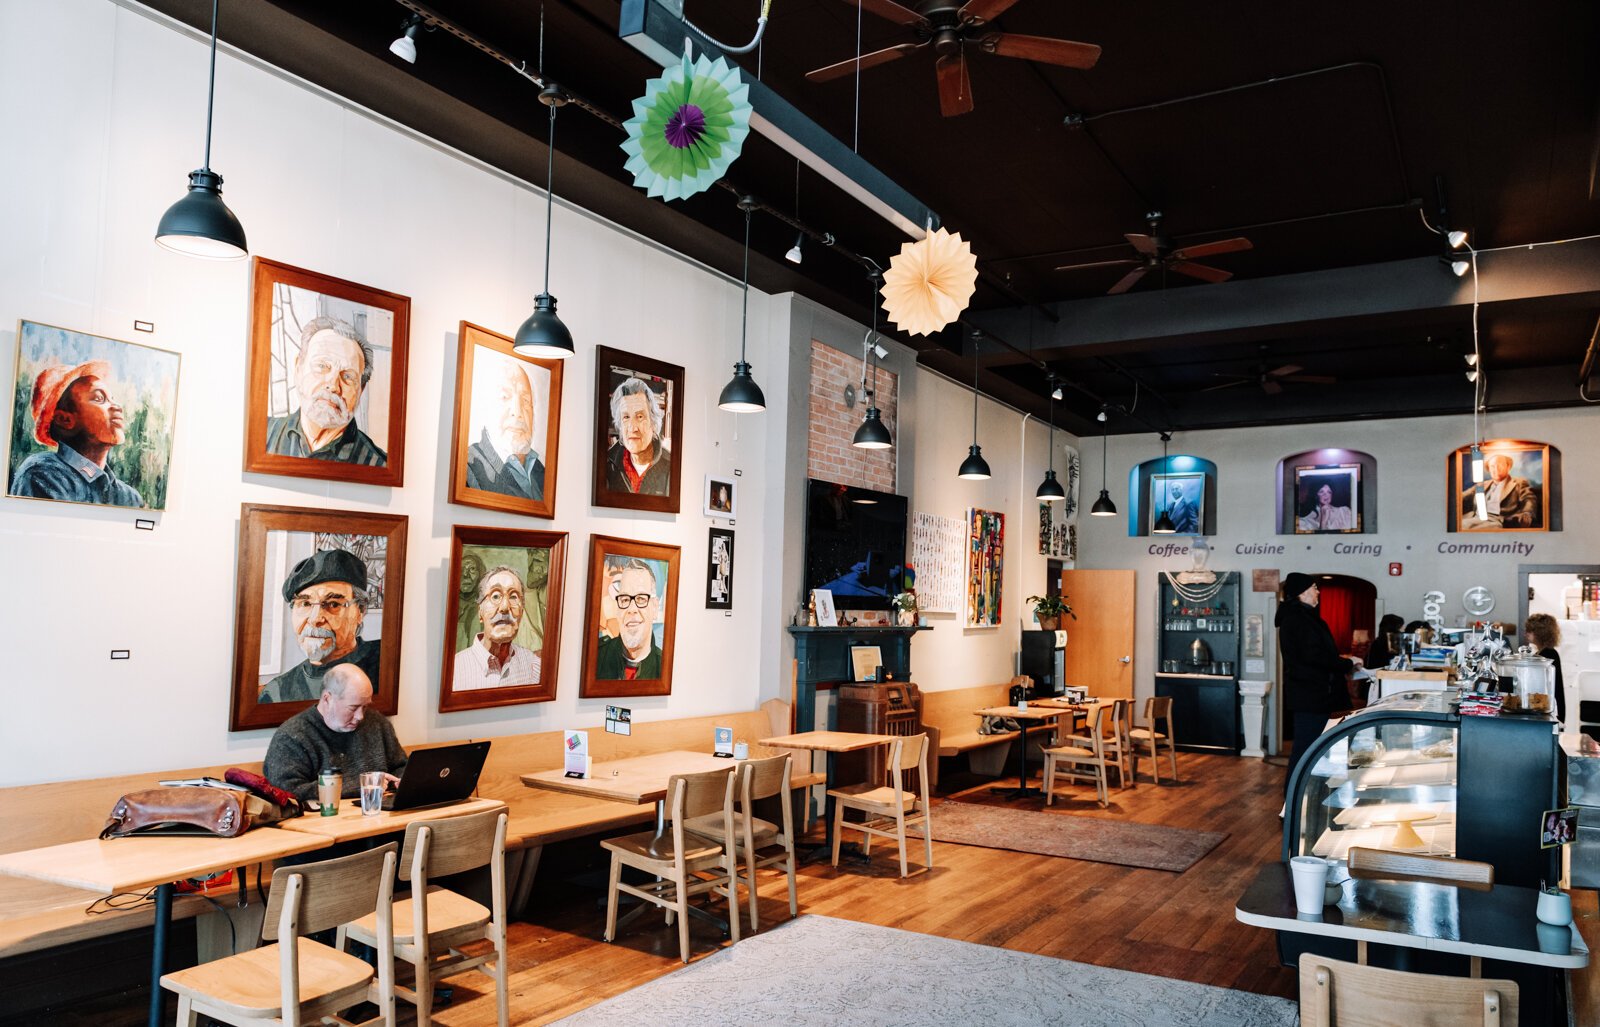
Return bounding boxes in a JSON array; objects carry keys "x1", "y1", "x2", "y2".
[{"x1": 0, "y1": 0, "x2": 779, "y2": 785}]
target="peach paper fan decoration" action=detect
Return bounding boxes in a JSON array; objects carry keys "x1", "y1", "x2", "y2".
[{"x1": 880, "y1": 227, "x2": 978, "y2": 336}]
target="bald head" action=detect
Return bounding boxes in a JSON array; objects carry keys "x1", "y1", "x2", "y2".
[{"x1": 318, "y1": 665, "x2": 374, "y2": 732}]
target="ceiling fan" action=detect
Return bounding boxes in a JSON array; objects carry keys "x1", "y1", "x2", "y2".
[
  {"x1": 1202, "y1": 356, "x2": 1336, "y2": 395},
  {"x1": 804, "y1": 1, "x2": 1101, "y2": 118},
  {"x1": 1054, "y1": 212, "x2": 1253, "y2": 295}
]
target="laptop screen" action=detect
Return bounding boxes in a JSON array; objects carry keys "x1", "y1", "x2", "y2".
[{"x1": 384, "y1": 740, "x2": 491, "y2": 812}]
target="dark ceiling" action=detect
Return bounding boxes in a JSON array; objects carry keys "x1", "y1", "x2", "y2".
[{"x1": 144, "y1": 0, "x2": 1600, "y2": 436}]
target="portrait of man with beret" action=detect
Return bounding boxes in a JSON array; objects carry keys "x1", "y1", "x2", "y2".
[{"x1": 259, "y1": 547, "x2": 382, "y2": 703}]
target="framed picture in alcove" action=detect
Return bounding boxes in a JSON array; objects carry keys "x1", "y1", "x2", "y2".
[
  {"x1": 1150, "y1": 473, "x2": 1204, "y2": 535},
  {"x1": 1447, "y1": 441, "x2": 1551, "y2": 532},
  {"x1": 1292, "y1": 464, "x2": 1361, "y2": 534}
]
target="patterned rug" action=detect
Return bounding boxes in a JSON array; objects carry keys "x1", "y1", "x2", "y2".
[
  {"x1": 553, "y1": 915, "x2": 1298, "y2": 1026},
  {"x1": 909, "y1": 800, "x2": 1226, "y2": 872}
]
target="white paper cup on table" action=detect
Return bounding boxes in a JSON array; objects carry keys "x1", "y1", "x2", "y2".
[
  {"x1": 733, "y1": 741, "x2": 749, "y2": 760},
  {"x1": 1290, "y1": 856, "x2": 1331, "y2": 915},
  {"x1": 359, "y1": 771, "x2": 386, "y2": 816}
]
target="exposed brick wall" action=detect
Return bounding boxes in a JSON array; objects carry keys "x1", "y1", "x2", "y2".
[{"x1": 808, "y1": 340, "x2": 897, "y2": 492}]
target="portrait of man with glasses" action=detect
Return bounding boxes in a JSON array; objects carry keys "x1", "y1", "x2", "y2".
[
  {"x1": 259, "y1": 547, "x2": 381, "y2": 703},
  {"x1": 595, "y1": 556, "x2": 665, "y2": 680}
]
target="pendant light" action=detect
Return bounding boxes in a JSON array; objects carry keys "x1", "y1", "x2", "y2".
[
  {"x1": 154, "y1": 0, "x2": 247, "y2": 259},
  {"x1": 957, "y1": 332, "x2": 991, "y2": 480},
  {"x1": 1035, "y1": 375, "x2": 1065, "y2": 501},
  {"x1": 718, "y1": 197, "x2": 767, "y2": 412},
  {"x1": 1152, "y1": 433, "x2": 1177, "y2": 533},
  {"x1": 513, "y1": 85, "x2": 575, "y2": 358},
  {"x1": 1090, "y1": 407, "x2": 1117, "y2": 515},
  {"x1": 852, "y1": 273, "x2": 892, "y2": 449}
]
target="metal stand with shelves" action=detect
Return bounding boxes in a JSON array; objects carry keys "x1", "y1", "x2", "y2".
[{"x1": 1155, "y1": 570, "x2": 1241, "y2": 753}]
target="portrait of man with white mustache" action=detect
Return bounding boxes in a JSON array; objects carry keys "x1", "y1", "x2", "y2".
[
  {"x1": 453, "y1": 565, "x2": 541, "y2": 690},
  {"x1": 259, "y1": 547, "x2": 381, "y2": 703},
  {"x1": 264, "y1": 315, "x2": 387, "y2": 466},
  {"x1": 464, "y1": 352, "x2": 546, "y2": 501}
]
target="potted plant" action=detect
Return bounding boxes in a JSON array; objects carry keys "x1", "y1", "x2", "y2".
[
  {"x1": 1026, "y1": 594, "x2": 1076, "y2": 631},
  {"x1": 891, "y1": 590, "x2": 919, "y2": 627}
]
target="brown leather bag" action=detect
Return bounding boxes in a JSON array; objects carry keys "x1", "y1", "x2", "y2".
[{"x1": 100, "y1": 786, "x2": 274, "y2": 839}]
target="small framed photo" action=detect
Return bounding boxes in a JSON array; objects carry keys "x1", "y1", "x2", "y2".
[
  {"x1": 448, "y1": 321, "x2": 564, "y2": 519},
  {"x1": 6, "y1": 319, "x2": 182, "y2": 511},
  {"x1": 812, "y1": 588, "x2": 837, "y2": 627},
  {"x1": 1243, "y1": 613, "x2": 1265, "y2": 659},
  {"x1": 1150, "y1": 472, "x2": 1204, "y2": 535},
  {"x1": 704, "y1": 474, "x2": 737, "y2": 519},
  {"x1": 1542, "y1": 807, "x2": 1578, "y2": 848},
  {"x1": 579, "y1": 535, "x2": 681, "y2": 698},
  {"x1": 230, "y1": 503, "x2": 408, "y2": 731},
  {"x1": 706, "y1": 528, "x2": 735, "y2": 610},
  {"x1": 1448, "y1": 440, "x2": 1552, "y2": 532},
  {"x1": 440, "y1": 525, "x2": 569, "y2": 713},
  {"x1": 850, "y1": 645, "x2": 884, "y2": 682},
  {"x1": 592, "y1": 346, "x2": 684, "y2": 513},
  {"x1": 244, "y1": 258, "x2": 410, "y2": 487},
  {"x1": 1293, "y1": 464, "x2": 1361, "y2": 534}
]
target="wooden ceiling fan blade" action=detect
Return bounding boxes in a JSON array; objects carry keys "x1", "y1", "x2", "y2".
[
  {"x1": 822, "y1": 0, "x2": 928, "y2": 27},
  {"x1": 1171, "y1": 237, "x2": 1252, "y2": 261},
  {"x1": 1108, "y1": 267, "x2": 1147, "y2": 295},
  {"x1": 1170, "y1": 260, "x2": 1232, "y2": 284},
  {"x1": 1125, "y1": 232, "x2": 1160, "y2": 256},
  {"x1": 805, "y1": 42, "x2": 924, "y2": 83},
  {"x1": 989, "y1": 33, "x2": 1102, "y2": 70},
  {"x1": 1053, "y1": 258, "x2": 1138, "y2": 272},
  {"x1": 959, "y1": 0, "x2": 1026, "y2": 24},
  {"x1": 936, "y1": 53, "x2": 974, "y2": 117},
  {"x1": 1261, "y1": 378, "x2": 1284, "y2": 395},
  {"x1": 1266, "y1": 364, "x2": 1304, "y2": 378},
  {"x1": 1282, "y1": 374, "x2": 1337, "y2": 385},
  {"x1": 1199, "y1": 379, "x2": 1248, "y2": 393}
]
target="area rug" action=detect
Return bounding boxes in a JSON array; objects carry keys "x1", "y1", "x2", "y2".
[
  {"x1": 553, "y1": 915, "x2": 1297, "y2": 1026},
  {"x1": 906, "y1": 800, "x2": 1226, "y2": 872}
]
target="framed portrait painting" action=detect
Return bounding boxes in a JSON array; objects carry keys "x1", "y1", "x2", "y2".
[
  {"x1": 448, "y1": 322, "x2": 564, "y2": 518},
  {"x1": 704, "y1": 473, "x2": 736, "y2": 519},
  {"x1": 1293, "y1": 464, "x2": 1361, "y2": 534},
  {"x1": 579, "y1": 535, "x2": 681, "y2": 698},
  {"x1": 440, "y1": 525, "x2": 568, "y2": 713},
  {"x1": 244, "y1": 258, "x2": 410, "y2": 487},
  {"x1": 1150, "y1": 472, "x2": 1204, "y2": 535},
  {"x1": 706, "y1": 527, "x2": 734, "y2": 609},
  {"x1": 592, "y1": 346, "x2": 684, "y2": 513},
  {"x1": 6, "y1": 319, "x2": 181, "y2": 511},
  {"x1": 1447, "y1": 440, "x2": 1551, "y2": 532},
  {"x1": 230, "y1": 503, "x2": 408, "y2": 731}
]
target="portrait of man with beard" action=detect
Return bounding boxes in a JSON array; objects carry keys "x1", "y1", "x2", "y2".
[
  {"x1": 259, "y1": 547, "x2": 381, "y2": 703},
  {"x1": 452, "y1": 564, "x2": 541, "y2": 690},
  {"x1": 465, "y1": 352, "x2": 546, "y2": 501},
  {"x1": 264, "y1": 315, "x2": 387, "y2": 466},
  {"x1": 595, "y1": 556, "x2": 665, "y2": 680}
]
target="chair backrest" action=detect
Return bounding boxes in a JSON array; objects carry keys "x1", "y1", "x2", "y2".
[
  {"x1": 399, "y1": 807, "x2": 507, "y2": 882},
  {"x1": 1079, "y1": 703, "x2": 1111, "y2": 750},
  {"x1": 1144, "y1": 695, "x2": 1173, "y2": 726},
  {"x1": 1346, "y1": 846, "x2": 1494, "y2": 889},
  {"x1": 895, "y1": 733, "x2": 929, "y2": 772},
  {"x1": 668, "y1": 766, "x2": 738, "y2": 822},
  {"x1": 1298, "y1": 953, "x2": 1518, "y2": 1027},
  {"x1": 739, "y1": 753, "x2": 791, "y2": 804},
  {"x1": 264, "y1": 841, "x2": 398, "y2": 940}
]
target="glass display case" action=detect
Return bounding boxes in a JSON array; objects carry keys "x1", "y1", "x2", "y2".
[{"x1": 1154, "y1": 570, "x2": 1240, "y2": 752}]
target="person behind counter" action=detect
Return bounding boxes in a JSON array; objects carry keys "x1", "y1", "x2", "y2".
[
  {"x1": 1364, "y1": 614, "x2": 1405, "y2": 673},
  {"x1": 1525, "y1": 613, "x2": 1566, "y2": 723},
  {"x1": 1277, "y1": 572, "x2": 1360, "y2": 793},
  {"x1": 263, "y1": 664, "x2": 407, "y2": 804},
  {"x1": 1402, "y1": 619, "x2": 1435, "y2": 646}
]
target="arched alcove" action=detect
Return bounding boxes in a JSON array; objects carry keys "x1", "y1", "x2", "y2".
[
  {"x1": 1276, "y1": 448, "x2": 1377, "y2": 534},
  {"x1": 1128, "y1": 454, "x2": 1218, "y2": 536}
]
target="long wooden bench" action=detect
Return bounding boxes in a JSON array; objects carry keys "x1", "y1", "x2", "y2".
[{"x1": 919, "y1": 678, "x2": 1032, "y2": 780}]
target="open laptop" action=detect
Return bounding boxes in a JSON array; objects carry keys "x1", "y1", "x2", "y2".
[{"x1": 374, "y1": 740, "x2": 491, "y2": 812}]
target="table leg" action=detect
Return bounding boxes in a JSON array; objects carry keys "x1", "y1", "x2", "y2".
[
  {"x1": 147, "y1": 881, "x2": 172, "y2": 1027},
  {"x1": 991, "y1": 724, "x2": 1042, "y2": 799},
  {"x1": 801, "y1": 750, "x2": 868, "y2": 865}
]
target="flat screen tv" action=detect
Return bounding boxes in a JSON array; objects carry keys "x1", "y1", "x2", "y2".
[{"x1": 803, "y1": 479, "x2": 908, "y2": 610}]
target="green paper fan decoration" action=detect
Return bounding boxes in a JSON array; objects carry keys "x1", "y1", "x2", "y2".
[{"x1": 621, "y1": 52, "x2": 752, "y2": 201}]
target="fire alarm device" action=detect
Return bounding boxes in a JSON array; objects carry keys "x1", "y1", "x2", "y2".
[{"x1": 1388, "y1": 562, "x2": 1403, "y2": 577}]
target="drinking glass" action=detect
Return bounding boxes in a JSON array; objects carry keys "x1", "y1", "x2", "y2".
[{"x1": 360, "y1": 771, "x2": 386, "y2": 816}]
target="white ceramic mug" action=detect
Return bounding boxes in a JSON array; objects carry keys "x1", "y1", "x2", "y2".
[
  {"x1": 733, "y1": 741, "x2": 750, "y2": 760},
  {"x1": 1537, "y1": 890, "x2": 1573, "y2": 926},
  {"x1": 1289, "y1": 856, "x2": 1330, "y2": 915}
]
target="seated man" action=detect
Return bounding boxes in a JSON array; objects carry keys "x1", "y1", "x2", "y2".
[{"x1": 263, "y1": 664, "x2": 407, "y2": 804}]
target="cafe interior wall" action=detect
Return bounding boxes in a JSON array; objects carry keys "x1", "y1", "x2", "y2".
[
  {"x1": 0, "y1": 0, "x2": 782, "y2": 786},
  {"x1": 1073, "y1": 404, "x2": 1600, "y2": 745}
]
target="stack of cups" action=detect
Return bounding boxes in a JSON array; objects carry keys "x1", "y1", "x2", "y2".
[{"x1": 1289, "y1": 856, "x2": 1331, "y2": 916}]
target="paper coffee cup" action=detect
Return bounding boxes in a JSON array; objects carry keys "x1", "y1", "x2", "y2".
[{"x1": 1289, "y1": 856, "x2": 1330, "y2": 915}]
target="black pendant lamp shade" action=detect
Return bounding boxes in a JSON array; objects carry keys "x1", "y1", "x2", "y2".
[
  {"x1": 514, "y1": 87, "x2": 575, "y2": 359},
  {"x1": 1090, "y1": 408, "x2": 1117, "y2": 515},
  {"x1": 852, "y1": 274, "x2": 892, "y2": 449},
  {"x1": 1036, "y1": 378, "x2": 1065, "y2": 500},
  {"x1": 1151, "y1": 433, "x2": 1176, "y2": 533},
  {"x1": 853, "y1": 405, "x2": 893, "y2": 448},
  {"x1": 958, "y1": 333, "x2": 990, "y2": 480},
  {"x1": 155, "y1": 0, "x2": 246, "y2": 259},
  {"x1": 719, "y1": 198, "x2": 766, "y2": 412}
]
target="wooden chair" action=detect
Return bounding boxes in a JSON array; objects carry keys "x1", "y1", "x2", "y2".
[
  {"x1": 828, "y1": 733, "x2": 933, "y2": 877},
  {"x1": 602, "y1": 767, "x2": 741, "y2": 963},
  {"x1": 1128, "y1": 695, "x2": 1179, "y2": 783},
  {"x1": 1042, "y1": 702, "x2": 1113, "y2": 808},
  {"x1": 1346, "y1": 846, "x2": 1494, "y2": 976},
  {"x1": 161, "y1": 843, "x2": 397, "y2": 1027},
  {"x1": 1299, "y1": 953, "x2": 1518, "y2": 1026},
  {"x1": 1092, "y1": 698, "x2": 1135, "y2": 788},
  {"x1": 343, "y1": 809, "x2": 509, "y2": 1027},
  {"x1": 684, "y1": 754, "x2": 798, "y2": 932}
]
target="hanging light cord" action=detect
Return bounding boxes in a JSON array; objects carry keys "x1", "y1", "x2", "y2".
[
  {"x1": 740, "y1": 205, "x2": 752, "y2": 361},
  {"x1": 543, "y1": 102, "x2": 557, "y2": 296},
  {"x1": 1046, "y1": 391, "x2": 1056, "y2": 472},
  {"x1": 971, "y1": 338, "x2": 980, "y2": 443},
  {"x1": 1100, "y1": 416, "x2": 1110, "y2": 483},
  {"x1": 201, "y1": 0, "x2": 219, "y2": 170}
]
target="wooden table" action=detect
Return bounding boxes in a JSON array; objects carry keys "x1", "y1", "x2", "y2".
[
  {"x1": 522, "y1": 750, "x2": 734, "y2": 809},
  {"x1": 758, "y1": 731, "x2": 898, "y2": 861},
  {"x1": 0, "y1": 829, "x2": 332, "y2": 1027},
  {"x1": 275, "y1": 796, "x2": 507, "y2": 843},
  {"x1": 973, "y1": 706, "x2": 1068, "y2": 799}
]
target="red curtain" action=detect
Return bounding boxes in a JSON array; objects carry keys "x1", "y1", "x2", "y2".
[{"x1": 1318, "y1": 577, "x2": 1375, "y2": 654}]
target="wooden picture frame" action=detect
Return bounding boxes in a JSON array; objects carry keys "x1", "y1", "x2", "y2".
[
  {"x1": 448, "y1": 321, "x2": 564, "y2": 518},
  {"x1": 591, "y1": 346, "x2": 684, "y2": 513},
  {"x1": 1150, "y1": 472, "x2": 1205, "y2": 535},
  {"x1": 244, "y1": 257, "x2": 410, "y2": 487},
  {"x1": 440, "y1": 525, "x2": 569, "y2": 713},
  {"x1": 230, "y1": 503, "x2": 408, "y2": 731},
  {"x1": 706, "y1": 527, "x2": 734, "y2": 610},
  {"x1": 579, "y1": 535, "x2": 680, "y2": 698},
  {"x1": 1447, "y1": 440, "x2": 1552, "y2": 532},
  {"x1": 1292, "y1": 463, "x2": 1362, "y2": 534}
]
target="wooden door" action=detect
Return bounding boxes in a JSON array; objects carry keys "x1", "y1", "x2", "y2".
[{"x1": 1060, "y1": 569, "x2": 1136, "y2": 699}]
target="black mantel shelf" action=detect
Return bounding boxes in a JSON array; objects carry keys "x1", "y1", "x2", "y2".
[{"x1": 787, "y1": 625, "x2": 932, "y2": 733}]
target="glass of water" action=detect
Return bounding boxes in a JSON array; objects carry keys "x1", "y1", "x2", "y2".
[{"x1": 359, "y1": 771, "x2": 386, "y2": 816}]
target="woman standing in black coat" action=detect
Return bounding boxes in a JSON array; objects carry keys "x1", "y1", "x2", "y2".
[{"x1": 1276, "y1": 572, "x2": 1359, "y2": 792}]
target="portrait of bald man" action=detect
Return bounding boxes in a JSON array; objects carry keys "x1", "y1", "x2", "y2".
[{"x1": 465, "y1": 350, "x2": 546, "y2": 501}]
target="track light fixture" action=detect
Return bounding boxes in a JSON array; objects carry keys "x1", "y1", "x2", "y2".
[
  {"x1": 390, "y1": 13, "x2": 426, "y2": 63},
  {"x1": 1465, "y1": 368, "x2": 1478, "y2": 383},
  {"x1": 785, "y1": 231, "x2": 804, "y2": 264},
  {"x1": 155, "y1": 0, "x2": 247, "y2": 259},
  {"x1": 1051, "y1": 385, "x2": 1064, "y2": 401},
  {"x1": 1445, "y1": 257, "x2": 1470, "y2": 277},
  {"x1": 1447, "y1": 229, "x2": 1468, "y2": 250},
  {"x1": 718, "y1": 197, "x2": 767, "y2": 412},
  {"x1": 1464, "y1": 353, "x2": 1478, "y2": 367},
  {"x1": 1151, "y1": 433, "x2": 1177, "y2": 533},
  {"x1": 852, "y1": 274, "x2": 892, "y2": 449},
  {"x1": 957, "y1": 332, "x2": 991, "y2": 480},
  {"x1": 1035, "y1": 377, "x2": 1065, "y2": 501},
  {"x1": 1090, "y1": 407, "x2": 1116, "y2": 515},
  {"x1": 513, "y1": 86, "x2": 575, "y2": 359}
]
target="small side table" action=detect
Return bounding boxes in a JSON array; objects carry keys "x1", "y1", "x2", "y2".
[{"x1": 973, "y1": 706, "x2": 1067, "y2": 799}]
